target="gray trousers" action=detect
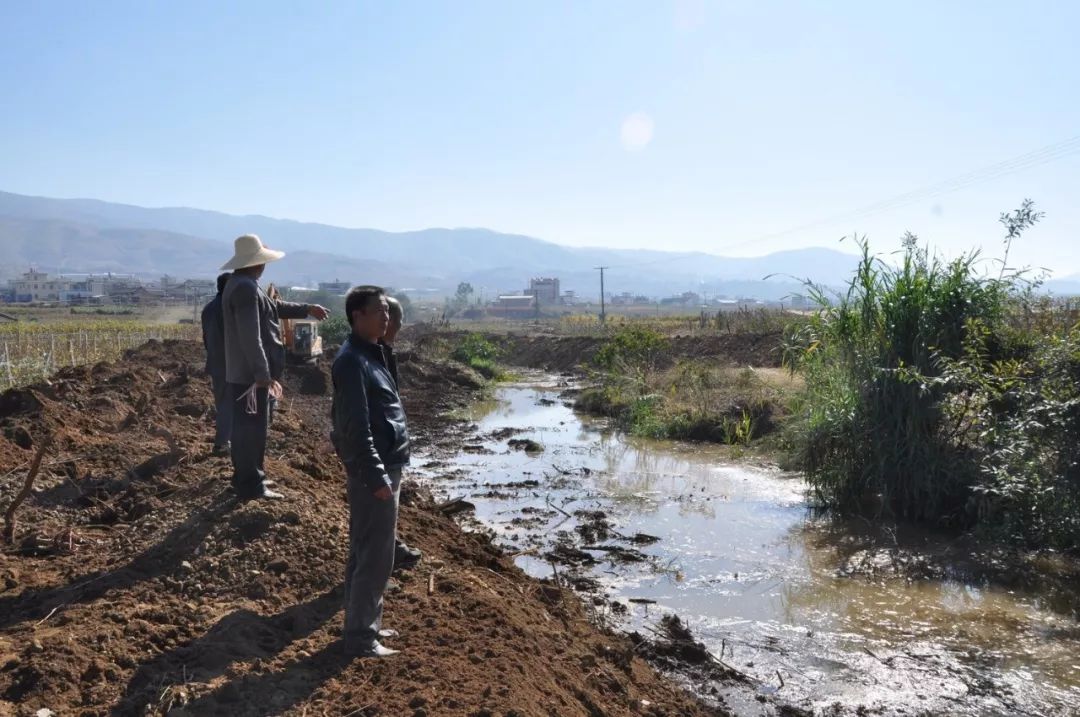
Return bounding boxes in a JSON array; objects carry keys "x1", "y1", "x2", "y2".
[
  {"x1": 228, "y1": 383, "x2": 269, "y2": 496},
  {"x1": 343, "y1": 467, "x2": 402, "y2": 647}
]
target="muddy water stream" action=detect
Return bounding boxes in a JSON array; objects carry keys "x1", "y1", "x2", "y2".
[{"x1": 417, "y1": 379, "x2": 1080, "y2": 716}]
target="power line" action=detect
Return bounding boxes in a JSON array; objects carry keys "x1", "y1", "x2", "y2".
[
  {"x1": 605, "y1": 133, "x2": 1080, "y2": 272},
  {"x1": 727, "y1": 133, "x2": 1080, "y2": 251}
]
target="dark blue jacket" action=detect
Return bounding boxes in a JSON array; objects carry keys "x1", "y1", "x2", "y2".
[
  {"x1": 200, "y1": 294, "x2": 225, "y2": 379},
  {"x1": 331, "y1": 334, "x2": 410, "y2": 492}
]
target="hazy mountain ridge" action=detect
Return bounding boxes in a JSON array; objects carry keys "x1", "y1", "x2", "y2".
[{"x1": 1, "y1": 190, "x2": 863, "y2": 297}]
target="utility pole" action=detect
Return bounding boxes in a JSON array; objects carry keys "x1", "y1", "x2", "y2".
[{"x1": 594, "y1": 266, "x2": 609, "y2": 324}]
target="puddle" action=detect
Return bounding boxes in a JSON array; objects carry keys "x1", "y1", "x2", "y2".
[{"x1": 417, "y1": 378, "x2": 1080, "y2": 715}]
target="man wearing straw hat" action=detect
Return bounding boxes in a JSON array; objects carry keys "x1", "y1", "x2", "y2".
[{"x1": 221, "y1": 234, "x2": 329, "y2": 500}]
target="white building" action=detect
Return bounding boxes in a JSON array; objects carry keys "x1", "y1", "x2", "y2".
[
  {"x1": 6, "y1": 270, "x2": 141, "y2": 304},
  {"x1": 318, "y1": 280, "x2": 351, "y2": 295}
]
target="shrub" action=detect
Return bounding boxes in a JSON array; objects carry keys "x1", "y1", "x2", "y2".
[
  {"x1": 318, "y1": 315, "x2": 351, "y2": 345},
  {"x1": 593, "y1": 327, "x2": 669, "y2": 374},
  {"x1": 785, "y1": 201, "x2": 1080, "y2": 548},
  {"x1": 935, "y1": 318, "x2": 1080, "y2": 547},
  {"x1": 451, "y1": 333, "x2": 505, "y2": 379}
]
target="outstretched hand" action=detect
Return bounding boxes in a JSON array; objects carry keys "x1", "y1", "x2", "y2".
[{"x1": 308, "y1": 304, "x2": 330, "y2": 320}]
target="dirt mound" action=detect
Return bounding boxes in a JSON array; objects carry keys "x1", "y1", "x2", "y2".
[
  {"x1": 0, "y1": 340, "x2": 719, "y2": 716},
  {"x1": 412, "y1": 331, "x2": 785, "y2": 374}
]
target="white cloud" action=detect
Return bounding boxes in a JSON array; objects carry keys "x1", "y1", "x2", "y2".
[{"x1": 620, "y1": 112, "x2": 654, "y2": 151}]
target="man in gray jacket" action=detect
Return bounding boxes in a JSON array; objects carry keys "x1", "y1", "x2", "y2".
[
  {"x1": 200, "y1": 272, "x2": 233, "y2": 455},
  {"x1": 220, "y1": 234, "x2": 329, "y2": 500}
]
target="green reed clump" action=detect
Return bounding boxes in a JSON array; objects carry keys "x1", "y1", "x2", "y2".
[
  {"x1": 785, "y1": 202, "x2": 1047, "y2": 528},
  {"x1": 451, "y1": 333, "x2": 507, "y2": 379}
]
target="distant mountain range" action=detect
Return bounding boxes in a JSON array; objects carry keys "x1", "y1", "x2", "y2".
[
  {"x1": 1043, "y1": 276, "x2": 1080, "y2": 296},
  {"x1": 0, "y1": 189, "x2": 866, "y2": 300}
]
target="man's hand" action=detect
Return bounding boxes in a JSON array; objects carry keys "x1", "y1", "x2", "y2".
[
  {"x1": 254, "y1": 379, "x2": 284, "y2": 399},
  {"x1": 373, "y1": 485, "x2": 393, "y2": 501},
  {"x1": 308, "y1": 304, "x2": 330, "y2": 321}
]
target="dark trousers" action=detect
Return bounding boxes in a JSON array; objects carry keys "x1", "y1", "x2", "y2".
[
  {"x1": 344, "y1": 468, "x2": 402, "y2": 647},
  {"x1": 211, "y1": 374, "x2": 233, "y2": 448},
  {"x1": 229, "y1": 382, "x2": 269, "y2": 496}
]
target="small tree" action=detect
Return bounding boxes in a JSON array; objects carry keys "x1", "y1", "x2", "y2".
[{"x1": 446, "y1": 282, "x2": 475, "y2": 317}]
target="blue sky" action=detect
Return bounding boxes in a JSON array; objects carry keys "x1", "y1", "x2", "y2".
[{"x1": 2, "y1": 1, "x2": 1078, "y2": 273}]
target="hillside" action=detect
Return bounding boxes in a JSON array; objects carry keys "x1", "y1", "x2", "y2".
[{"x1": 0, "y1": 189, "x2": 861, "y2": 297}]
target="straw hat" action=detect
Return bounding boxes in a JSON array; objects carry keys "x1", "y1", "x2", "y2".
[{"x1": 220, "y1": 234, "x2": 286, "y2": 271}]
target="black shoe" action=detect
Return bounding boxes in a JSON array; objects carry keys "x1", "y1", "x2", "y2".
[{"x1": 393, "y1": 543, "x2": 422, "y2": 572}]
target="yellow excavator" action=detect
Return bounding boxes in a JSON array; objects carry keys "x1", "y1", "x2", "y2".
[{"x1": 267, "y1": 284, "x2": 323, "y2": 364}]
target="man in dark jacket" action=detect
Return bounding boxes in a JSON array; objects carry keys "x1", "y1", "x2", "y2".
[
  {"x1": 220, "y1": 234, "x2": 329, "y2": 501},
  {"x1": 332, "y1": 285, "x2": 409, "y2": 658},
  {"x1": 201, "y1": 273, "x2": 233, "y2": 455},
  {"x1": 381, "y1": 296, "x2": 421, "y2": 572}
]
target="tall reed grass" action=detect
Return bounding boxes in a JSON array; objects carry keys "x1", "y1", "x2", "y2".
[{"x1": 784, "y1": 201, "x2": 1080, "y2": 548}]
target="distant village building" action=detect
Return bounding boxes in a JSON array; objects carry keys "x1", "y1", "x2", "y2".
[
  {"x1": 525, "y1": 277, "x2": 561, "y2": 306},
  {"x1": 162, "y1": 278, "x2": 216, "y2": 301},
  {"x1": 7, "y1": 270, "x2": 138, "y2": 303},
  {"x1": 10, "y1": 269, "x2": 64, "y2": 302},
  {"x1": 660, "y1": 291, "x2": 701, "y2": 307},
  {"x1": 317, "y1": 280, "x2": 351, "y2": 295},
  {"x1": 116, "y1": 286, "x2": 165, "y2": 305},
  {"x1": 609, "y1": 291, "x2": 648, "y2": 304},
  {"x1": 2, "y1": 269, "x2": 207, "y2": 305},
  {"x1": 492, "y1": 294, "x2": 537, "y2": 318}
]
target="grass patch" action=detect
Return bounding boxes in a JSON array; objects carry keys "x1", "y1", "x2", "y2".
[{"x1": 577, "y1": 326, "x2": 795, "y2": 445}]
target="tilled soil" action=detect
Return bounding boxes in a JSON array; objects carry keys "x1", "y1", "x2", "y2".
[{"x1": 0, "y1": 340, "x2": 724, "y2": 717}]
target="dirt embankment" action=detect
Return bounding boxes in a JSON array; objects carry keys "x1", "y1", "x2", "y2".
[
  {"x1": 0, "y1": 340, "x2": 723, "y2": 717},
  {"x1": 411, "y1": 330, "x2": 786, "y2": 374}
]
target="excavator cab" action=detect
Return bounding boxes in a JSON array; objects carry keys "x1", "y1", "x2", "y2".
[
  {"x1": 266, "y1": 284, "x2": 324, "y2": 364},
  {"x1": 288, "y1": 320, "x2": 323, "y2": 363}
]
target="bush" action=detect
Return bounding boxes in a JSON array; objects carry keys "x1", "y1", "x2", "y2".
[
  {"x1": 935, "y1": 318, "x2": 1080, "y2": 547},
  {"x1": 319, "y1": 315, "x2": 351, "y2": 345},
  {"x1": 785, "y1": 202, "x2": 1080, "y2": 548},
  {"x1": 593, "y1": 327, "x2": 669, "y2": 374},
  {"x1": 451, "y1": 333, "x2": 505, "y2": 379}
]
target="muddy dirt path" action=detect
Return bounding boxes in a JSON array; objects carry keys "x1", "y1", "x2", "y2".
[
  {"x1": 422, "y1": 375, "x2": 1080, "y2": 717},
  {"x1": 0, "y1": 340, "x2": 743, "y2": 717}
]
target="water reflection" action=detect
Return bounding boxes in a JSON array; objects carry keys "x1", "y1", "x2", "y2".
[{"x1": 428, "y1": 383, "x2": 1080, "y2": 714}]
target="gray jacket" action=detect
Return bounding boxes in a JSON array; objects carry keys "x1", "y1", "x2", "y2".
[{"x1": 222, "y1": 273, "x2": 310, "y2": 384}]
